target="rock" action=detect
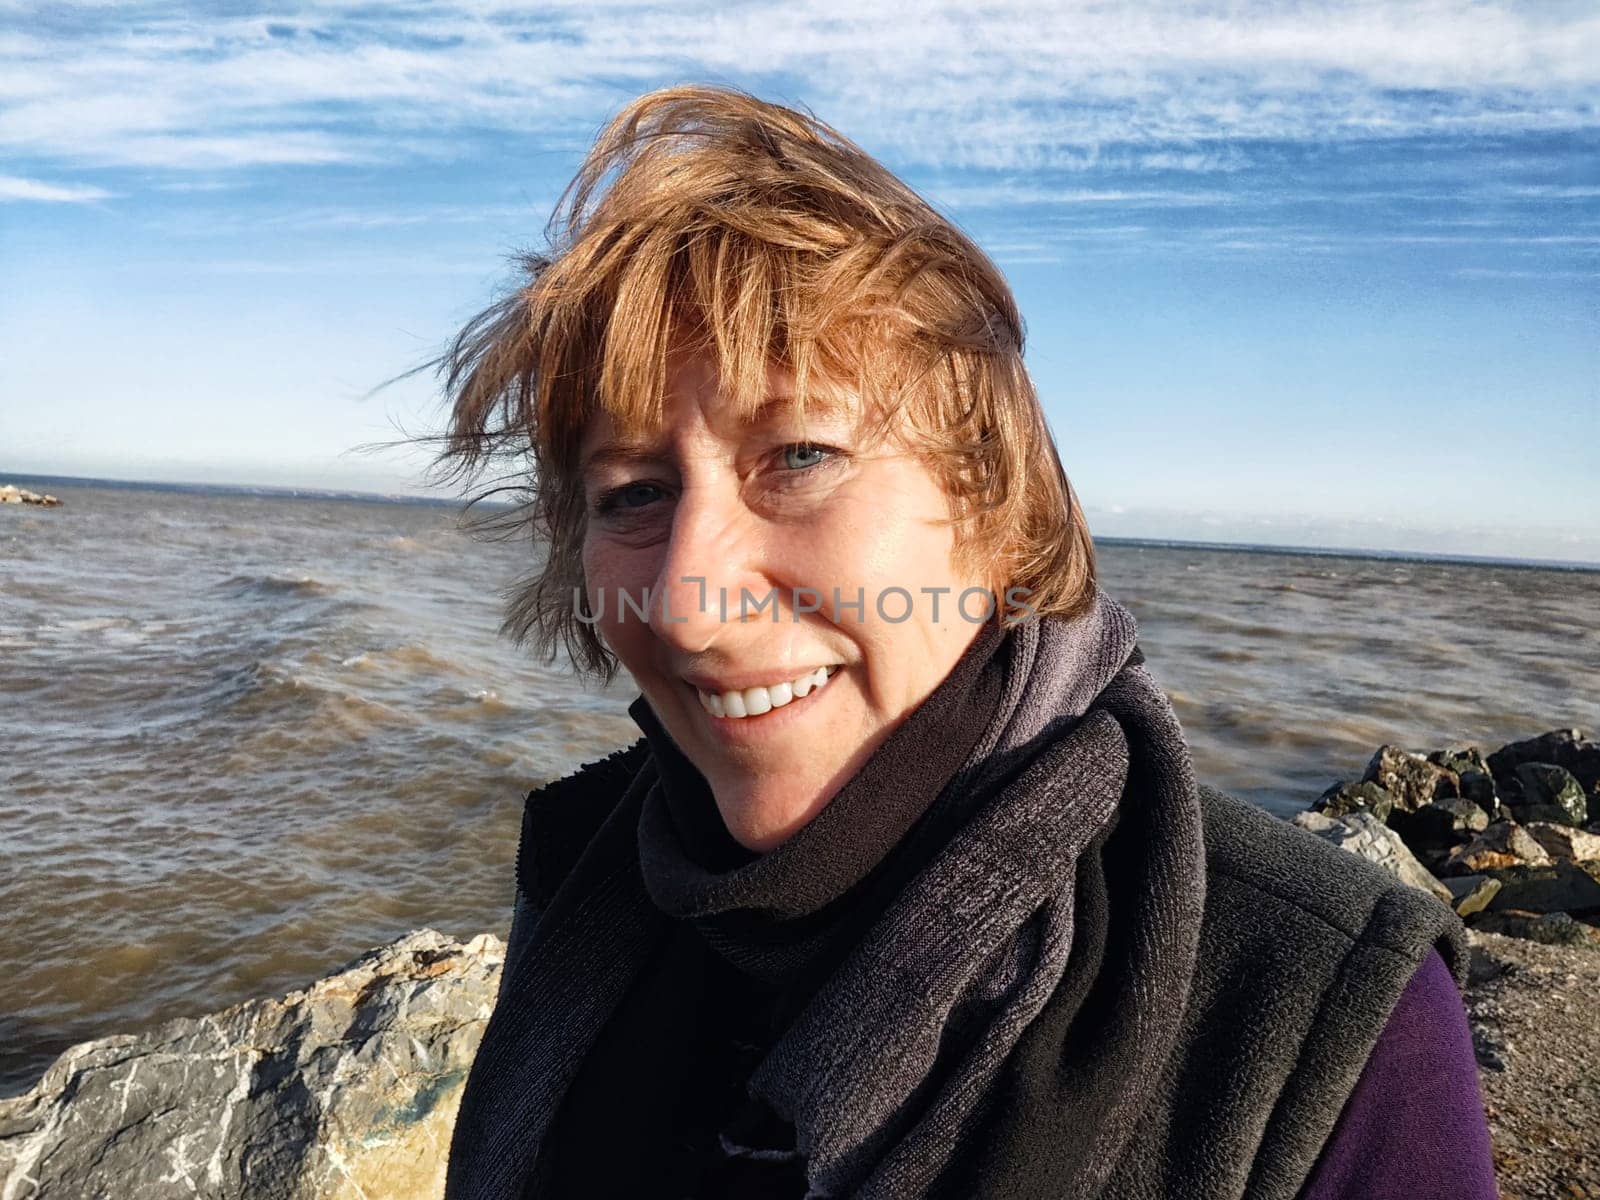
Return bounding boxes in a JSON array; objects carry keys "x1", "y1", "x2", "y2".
[
  {"x1": 1313, "y1": 780, "x2": 1395, "y2": 824},
  {"x1": 1291, "y1": 809, "x2": 1453, "y2": 903},
  {"x1": 1525, "y1": 822, "x2": 1600, "y2": 863},
  {"x1": 1362, "y1": 744, "x2": 1457, "y2": 813},
  {"x1": 1429, "y1": 746, "x2": 1490, "y2": 777},
  {"x1": 0, "y1": 484, "x2": 61, "y2": 507},
  {"x1": 1443, "y1": 874, "x2": 1503, "y2": 918},
  {"x1": 1437, "y1": 795, "x2": 1491, "y2": 833},
  {"x1": 1454, "y1": 771, "x2": 1499, "y2": 818},
  {"x1": 1489, "y1": 729, "x2": 1600, "y2": 805},
  {"x1": 1470, "y1": 909, "x2": 1600, "y2": 951},
  {"x1": 0, "y1": 928, "x2": 503, "y2": 1200},
  {"x1": 1510, "y1": 763, "x2": 1588, "y2": 828},
  {"x1": 1481, "y1": 861, "x2": 1600, "y2": 915},
  {"x1": 1428, "y1": 747, "x2": 1500, "y2": 817},
  {"x1": 1442, "y1": 820, "x2": 1554, "y2": 875},
  {"x1": 1514, "y1": 803, "x2": 1586, "y2": 829},
  {"x1": 1389, "y1": 796, "x2": 1489, "y2": 860}
]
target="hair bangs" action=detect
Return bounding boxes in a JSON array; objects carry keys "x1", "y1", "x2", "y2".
[{"x1": 581, "y1": 223, "x2": 878, "y2": 447}]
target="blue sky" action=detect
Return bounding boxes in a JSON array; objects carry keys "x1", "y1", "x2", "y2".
[{"x1": 2, "y1": 1, "x2": 1596, "y2": 562}]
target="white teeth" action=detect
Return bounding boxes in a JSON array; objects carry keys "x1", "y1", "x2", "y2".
[{"x1": 695, "y1": 665, "x2": 837, "y2": 720}]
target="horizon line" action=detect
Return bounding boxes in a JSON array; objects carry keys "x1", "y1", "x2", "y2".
[{"x1": 4, "y1": 469, "x2": 1597, "y2": 574}]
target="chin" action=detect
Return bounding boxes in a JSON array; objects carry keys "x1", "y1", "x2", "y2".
[{"x1": 714, "y1": 778, "x2": 827, "y2": 852}]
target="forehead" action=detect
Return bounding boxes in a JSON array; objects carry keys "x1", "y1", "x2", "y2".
[{"x1": 578, "y1": 351, "x2": 864, "y2": 461}]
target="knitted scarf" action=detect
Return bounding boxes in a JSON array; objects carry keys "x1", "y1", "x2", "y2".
[{"x1": 445, "y1": 591, "x2": 1207, "y2": 1200}]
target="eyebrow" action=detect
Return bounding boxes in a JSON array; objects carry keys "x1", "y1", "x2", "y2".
[
  {"x1": 579, "y1": 392, "x2": 848, "y2": 475},
  {"x1": 580, "y1": 444, "x2": 660, "y2": 475}
]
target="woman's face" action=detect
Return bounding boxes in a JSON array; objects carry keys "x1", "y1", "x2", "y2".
[{"x1": 579, "y1": 348, "x2": 992, "y2": 852}]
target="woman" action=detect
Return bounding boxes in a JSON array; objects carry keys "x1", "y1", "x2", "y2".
[{"x1": 438, "y1": 85, "x2": 1496, "y2": 1199}]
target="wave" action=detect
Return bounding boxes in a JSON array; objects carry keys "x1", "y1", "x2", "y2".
[
  {"x1": 338, "y1": 644, "x2": 459, "y2": 674},
  {"x1": 56, "y1": 617, "x2": 123, "y2": 633},
  {"x1": 31, "y1": 616, "x2": 148, "y2": 646},
  {"x1": 200, "y1": 656, "x2": 427, "y2": 732},
  {"x1": 199, "y1": 659, "x2": 283, "y2": 712},
  {"x1": 200, "y1": 657, "x2": 343, "y2": 715},
  {"x1": 464, "y1": 689, "x2": 514, "y2": 714},
  {"x1": 216, "y1": 573, "x2": 336, "y2": 601}
]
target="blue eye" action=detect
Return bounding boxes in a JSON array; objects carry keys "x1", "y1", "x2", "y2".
[
  {"x1": 597, "y1": 482, "x2": 661, "y2": 513},
  {"x1": 782, "y1": 444, "x2": 830, "y2": 470},
  {"x1": 619, "y1": 483, "x2": 660, "y2": 507}
]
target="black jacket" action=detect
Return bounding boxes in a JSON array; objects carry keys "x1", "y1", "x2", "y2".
[{"x1": 465, "y1": 740, "x2": 1466, "y2": 1199}]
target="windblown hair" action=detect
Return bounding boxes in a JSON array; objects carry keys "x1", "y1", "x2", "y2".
[{"x1": 436, "y1": 83, "x2": 1095, "y2": 682}]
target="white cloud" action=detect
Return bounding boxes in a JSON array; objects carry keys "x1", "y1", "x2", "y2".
[
  {"x1": 1504, "y1": 184, "x2": 1600, "y2": 199},
  {"x1": 0, "y1": 174, "x2": 113, "y2": 202},
  {"x1": 1454, "y1": 266, "x2": 1600, "y2": 279},
  {"x1": 928, "y1": 184, "x2": 1234, "y2": 209},
  {"x1": 0, "y1": 1, "x2": 1594, "y2": 173}
]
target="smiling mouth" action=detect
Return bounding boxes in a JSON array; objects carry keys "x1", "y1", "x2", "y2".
[{"x1": 694, "y1": 665, "x2": 840, "y2": 719}]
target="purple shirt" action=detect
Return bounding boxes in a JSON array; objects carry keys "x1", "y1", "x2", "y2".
[{"x1": 1297, "y1": 947, "x2": 1498, "y2": 1199}]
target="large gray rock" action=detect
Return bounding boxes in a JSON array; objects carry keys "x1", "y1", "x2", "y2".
[
  {"x1": 0, "y1": 928, "x2": 503, "y2": 1200},
  {"x1": 1292, "y1": 809, "x2": 1453, "y2": 903}
]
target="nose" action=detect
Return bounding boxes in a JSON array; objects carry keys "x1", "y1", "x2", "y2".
[{"x1": 646, "y1": 479, "x2": 769, "y2": 652}]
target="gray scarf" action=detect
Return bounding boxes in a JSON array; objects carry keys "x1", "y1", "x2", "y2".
[{"x1": 445, "y1": 590, "x2": 1207, "y2": 1199}]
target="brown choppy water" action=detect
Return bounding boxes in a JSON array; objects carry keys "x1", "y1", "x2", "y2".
[{"x1": 2, "y1": 479, "x2": 1596, "y2": 1096}]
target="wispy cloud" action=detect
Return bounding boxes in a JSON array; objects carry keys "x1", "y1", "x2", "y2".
[
  {"x1": 1454, "y1": 266, "x2": 1600, "y2": 280},
  {"x1": 2, "y1": 2, "x2": 1594, "y2": 278},
  {"x1": 929, "y1": 184, "x2": 1236, "y2": 209},
  {"x1": 0, "y1": 174, "x2": 114, "y2": 202},
  {"x1": 1503, "y1": 185, "x2": 1600, "y2": 200},
  {"x1": 1, "y1": 1, "x2": 1596, "y2": 173}
]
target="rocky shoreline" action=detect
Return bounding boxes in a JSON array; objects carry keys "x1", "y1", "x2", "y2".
[
  {"x1": 1293, "y1": 728, "x2": 1600, "y2": 952},
  {"x1": 1, "y1": 729, "x2": 1595, "y2": 1199},
  {"x1": 0, "y1": 485, "x2": 61, "y2": 507},
  {"x1": 1293, "y1": 726, "x2": 1600, "y2": 1199}
]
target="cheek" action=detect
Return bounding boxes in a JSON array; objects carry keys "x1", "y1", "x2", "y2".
[
  {"x1": 579, "y1": 536, "x2": 608, "y2": 614},
  {"x1": 582, "y1": 532, "x2": 655, "y2": 592},
  {"x1": 782, "y1": 510, "x2": 895, "y2": 596},
  {"x1": 581, "y1": 536, "x2": 651, "y2": 658},
  {"x1": 804, "y1": 478, "x2": 958, "y2": 590}
]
